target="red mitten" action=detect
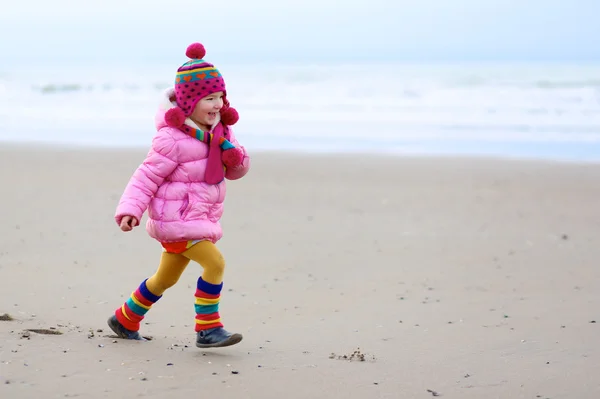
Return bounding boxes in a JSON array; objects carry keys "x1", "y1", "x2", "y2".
[{"x1": 222, "y1": 147, "x2": 244, "y2": 167}]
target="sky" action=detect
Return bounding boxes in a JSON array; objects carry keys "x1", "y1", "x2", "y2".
[{"x1": 1, "y1": 0, "x2": 599, "y2": 64}]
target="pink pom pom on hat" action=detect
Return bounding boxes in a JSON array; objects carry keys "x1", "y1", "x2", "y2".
[
  {"x1": 220, "y1": 107, "x2": 239, "y2": 126},
  {"x1": 164, "y1": 107, "x2": 186, "y2": 128},
  {"x1": 185, "y1": 43, "x2": 206, "y2": 59}
]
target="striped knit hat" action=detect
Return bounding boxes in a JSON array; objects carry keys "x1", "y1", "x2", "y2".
[{"x1": 165, "y1": 42, "x2": 239, "y2": 129}]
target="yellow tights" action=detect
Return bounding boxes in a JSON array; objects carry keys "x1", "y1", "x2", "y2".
[{"x1": 145, "y1": 240, "x2": 225, "y2": 296}]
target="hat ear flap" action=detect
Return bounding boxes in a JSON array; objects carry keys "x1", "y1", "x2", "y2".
[{"x1": 165, "y1": 107, "x2": 186, "y2": 128}]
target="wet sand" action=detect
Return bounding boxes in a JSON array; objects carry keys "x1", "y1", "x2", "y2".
[{"x1": 1, "y1": 144, "x2": 599, "y2": 398}]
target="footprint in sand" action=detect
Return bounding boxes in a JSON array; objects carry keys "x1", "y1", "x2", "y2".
[{"x1": 25, "y1": 329, "x2": 63, "y2": 335}]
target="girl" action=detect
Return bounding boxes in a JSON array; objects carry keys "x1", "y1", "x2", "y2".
[{"x1": 108, "y1": 42, "x2": 251, "y2": 348}]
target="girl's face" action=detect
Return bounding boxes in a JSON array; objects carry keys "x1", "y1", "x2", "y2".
[{"x1": 191, "y1": 91, "x2": 224, "y2": 131}]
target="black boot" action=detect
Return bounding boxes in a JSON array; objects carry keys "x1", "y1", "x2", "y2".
[
  {"x1": 196, "y1": 327, "x2": 242, "y2": 348},
  {"x1": 107, "y1": 315, "x2": 146, "y2": 341}
]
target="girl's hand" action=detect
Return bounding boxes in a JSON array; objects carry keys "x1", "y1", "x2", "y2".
[{"x1": 120, "y1": 216, "x2": 139, "y2": 232}]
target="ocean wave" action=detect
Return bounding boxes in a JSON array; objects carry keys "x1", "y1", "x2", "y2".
[
  {"x1": 533, "y1": 79, "x2": 600, "y2": 89},
  {"x1": 31, "y1": 82, "x2": 172, "y2": 94},
  {"x1": 24, "y1": 79, "x2": 600, "y2": 94},
  {"x1": 2, "y1": 61, "x2": 600, "y2": 158},
  {"x1": 1, "y1": 61, "x2": 595, "y2": 96}
]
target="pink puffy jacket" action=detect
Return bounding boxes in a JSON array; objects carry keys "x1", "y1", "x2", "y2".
[{"x1": 114, "y1": 98, "x2": 250, "y2": 244}]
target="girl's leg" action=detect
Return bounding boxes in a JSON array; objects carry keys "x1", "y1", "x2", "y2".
[
  {"x1": 146, "y1": 252, "x2": 191, "y2": 295},
  {"x1": 110, "y1": 251, "x2": 190, "y2": 338},
  {"x1": 182, "y1": 241, "x2": 225, "y2": 331},
  {"x1": 183, "y1": 240, "x2": 225, "y2": 284},
  {"x1": 182, "y1": 241, "x2": 242, "y2": 347}
]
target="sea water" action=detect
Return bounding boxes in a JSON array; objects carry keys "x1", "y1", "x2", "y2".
[{"x1": 1, "y1": 60, "x2": 600, "y2": 161}]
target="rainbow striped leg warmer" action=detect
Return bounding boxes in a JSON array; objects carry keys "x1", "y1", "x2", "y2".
[
  {"x1": 195, "y1": 277, "x2": 224, "y2": 332},
  {"x1": 114, "y1": 279, "x2": 162, "y2": 332}
]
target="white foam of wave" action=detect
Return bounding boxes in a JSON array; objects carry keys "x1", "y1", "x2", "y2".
[{"x1": 2, "y1": 62, "x2": 600, "y2": 152}]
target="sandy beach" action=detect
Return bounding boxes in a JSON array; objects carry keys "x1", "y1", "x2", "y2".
[{"x1": 1, "y1": 144, "x2": 599, "y2": 398}]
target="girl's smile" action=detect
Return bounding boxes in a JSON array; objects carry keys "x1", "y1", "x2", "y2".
[{"x1": 190, "y1": 91, "x2": 224, "y2": 131}]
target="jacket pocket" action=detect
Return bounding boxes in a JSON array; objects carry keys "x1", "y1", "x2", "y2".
[{"x1": 179, "y1": 194, "x2": 191, "y2": 219}]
